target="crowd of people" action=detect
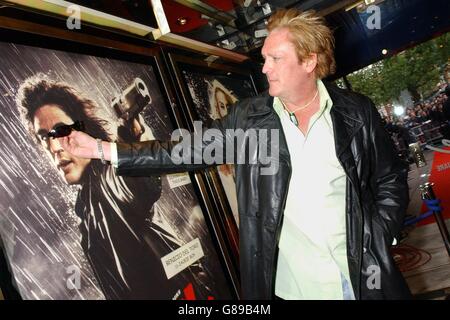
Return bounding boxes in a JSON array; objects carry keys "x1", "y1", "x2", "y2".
[{"x1": 381, "y1": 84, "x2": 450, "y2": 161}]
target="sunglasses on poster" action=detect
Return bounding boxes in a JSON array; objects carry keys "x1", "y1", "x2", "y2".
[{"x1": 47, "y1": 121, "x2": 85, "y2": 139}]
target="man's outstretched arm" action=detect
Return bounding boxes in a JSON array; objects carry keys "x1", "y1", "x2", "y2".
[{"x1": 59, "y1": 101, "x2": 241, "y2": 177}]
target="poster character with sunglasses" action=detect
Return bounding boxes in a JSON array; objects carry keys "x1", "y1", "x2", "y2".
[{"x1": 15, "y1": 73, "x2": 210, "y2": 299}]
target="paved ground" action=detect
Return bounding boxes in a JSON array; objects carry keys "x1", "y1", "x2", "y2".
[{"x1": 399, "y1": 149, "x2": 450, "y2": 299}]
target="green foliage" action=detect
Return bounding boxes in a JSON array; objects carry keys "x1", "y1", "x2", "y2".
[{"x1": 347, "y1": 32, "x2": 450, "y2": 106}]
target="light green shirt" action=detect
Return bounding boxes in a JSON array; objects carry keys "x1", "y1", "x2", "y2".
[{"x1": 273, "y1": 80, "x2": 352, "y2": 300}]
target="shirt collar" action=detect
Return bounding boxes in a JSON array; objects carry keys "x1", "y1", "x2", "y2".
[{"x1": 273, "y1": 79, "x2": 333, "y2": 119}]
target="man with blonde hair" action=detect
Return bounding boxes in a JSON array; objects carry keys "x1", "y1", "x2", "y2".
[{"x1": 56, "y1": 8, "x2": 411, "y2": 300}]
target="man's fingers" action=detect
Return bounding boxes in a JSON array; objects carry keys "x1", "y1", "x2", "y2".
[
  {"x1": 59, "y1": 136, "x2": 74, "y2": 151},
  {"x1": 57, "y1": 137, "x2": 66, "y2": 148}
]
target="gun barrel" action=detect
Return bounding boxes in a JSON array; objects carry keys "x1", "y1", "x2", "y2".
[{"x1": 112, "y1": 78, "x2": 151, "y2": 120}]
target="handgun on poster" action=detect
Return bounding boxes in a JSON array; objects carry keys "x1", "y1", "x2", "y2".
[{"x1": 112, "y1": 77, "x2": 152, "y2": 141}]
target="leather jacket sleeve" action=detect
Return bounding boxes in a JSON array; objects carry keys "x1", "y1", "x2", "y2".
[
  {"x1": 367, "y1": 98, "x2": 409, "y2": 241},
  {"x1": 115, "y1": 101, "x2": 242, "y2": 177}
]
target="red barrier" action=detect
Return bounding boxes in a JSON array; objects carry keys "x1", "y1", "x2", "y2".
[{"x1": 417, "y1": 147, "x2": 450, "y2": 226}]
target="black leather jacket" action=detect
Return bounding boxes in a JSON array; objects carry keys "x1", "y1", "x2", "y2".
[{"x1": 116, "y1": 83, "x2": 411, "y2": 300}]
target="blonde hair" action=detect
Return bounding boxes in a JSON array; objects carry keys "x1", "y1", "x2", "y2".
[
  {"x1": 207, "y1": 79, "x2": 238, "y2": 120},
  {"x1": 267, "y1": 8, "x2": 336, "y2": 79}
]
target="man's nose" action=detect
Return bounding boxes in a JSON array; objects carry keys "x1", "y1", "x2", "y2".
[
  {"x1": 262, "y1": 60, "x2": 271, "y2": 74},
  {"x1": 48, "y1": 137, "x2": 63, "y2": 154}
]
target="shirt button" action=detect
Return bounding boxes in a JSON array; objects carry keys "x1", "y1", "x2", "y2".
[
  {"x1": 254, "y1": 251, "x2": 262, "y2": 258},
  {"x1": 363, "y1": 247, "x2": 367, "y2": 253}
]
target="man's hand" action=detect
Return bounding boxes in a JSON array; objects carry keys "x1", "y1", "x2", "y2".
[{"x1": 58, "y1": 131, "x2": 110, "y2": 161}]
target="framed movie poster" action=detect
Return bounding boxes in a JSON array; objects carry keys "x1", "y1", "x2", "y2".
[
  {"x1": 166, "y1": 53, "x2": 258, "y2": 257},
  {"x1": 0, "y1": 23, "x2": 238, "y2": 300}
]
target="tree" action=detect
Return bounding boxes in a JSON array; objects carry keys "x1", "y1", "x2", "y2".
[{"x1": 347, "y1": 32, "x2": 449, "y2": 107}]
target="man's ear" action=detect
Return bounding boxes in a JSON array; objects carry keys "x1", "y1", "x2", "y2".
[{"x1": 304, "y1": 53, "x2": 318, "y2": 73}]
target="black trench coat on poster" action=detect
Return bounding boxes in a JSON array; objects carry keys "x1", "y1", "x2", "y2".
[{"x1": 115, "y1": 82, "x2": 412, "y2": 300}]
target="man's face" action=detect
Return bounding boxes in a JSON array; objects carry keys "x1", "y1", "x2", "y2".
[
  {"x1": 261, "y1": 28, "x2": 311, "y2": 100},
  {"x1": 215, "y1": 90, "x2": 229, "y2": 118},
  {"x1": 33, "y1": 104, "x2": 91, "y2": 185}
]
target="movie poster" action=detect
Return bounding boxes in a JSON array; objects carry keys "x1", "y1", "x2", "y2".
[
  {"x1": 0, "y1": 41, "x2": 234, "y2": 300},
  {"x1": 181, "y1": 68, "x2": 257, "y2": 226}
]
